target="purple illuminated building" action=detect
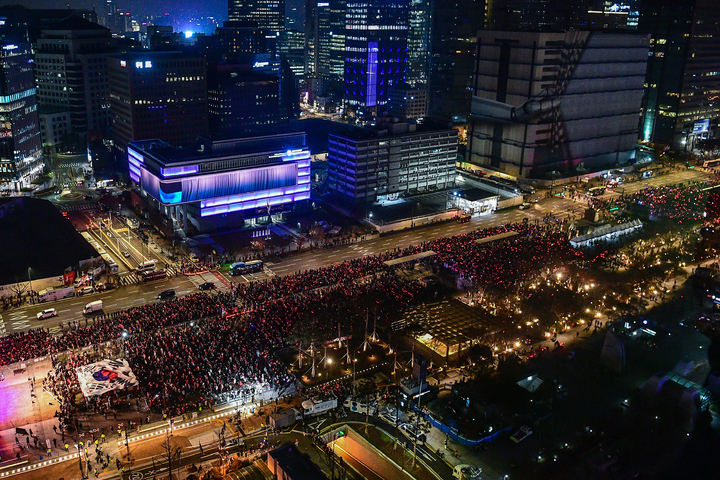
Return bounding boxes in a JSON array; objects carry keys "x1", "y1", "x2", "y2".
[{"x1": 128, "y1": 132, "x2": 311, "y2": 233}]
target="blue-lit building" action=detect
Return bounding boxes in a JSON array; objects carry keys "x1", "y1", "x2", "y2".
[
  {"x1": 128, "y1": 132, "x2": 311, "y2": 233},
  {"x1": 344, "y1": 0, "x2": 410, "y2": 119}
]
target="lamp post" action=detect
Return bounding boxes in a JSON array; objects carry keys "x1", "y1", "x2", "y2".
[
  {"x1": 27, "y1": 267, "x2": 33, "y2": 298},
  {"x1": 352, "y1": 358, "x2": 357, "y2": 399}
]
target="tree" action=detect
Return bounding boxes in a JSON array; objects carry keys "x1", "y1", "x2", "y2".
[
  {"x1": 356, "y1": 378, "x2": 379, "y2": 433},
  {"x1": 159, "y1": 432, "x2": 181, "y2": 480},
  {"x1": 406, "y1": 410, "x2": 432, "y2": 467},
  {"x1": 460, "y1": 344, "x2": 494, "y2": 377}
]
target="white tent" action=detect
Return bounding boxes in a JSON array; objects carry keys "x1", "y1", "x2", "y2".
[{"x1": 517, "y1": 374, "x2": 544, "y2": 393}]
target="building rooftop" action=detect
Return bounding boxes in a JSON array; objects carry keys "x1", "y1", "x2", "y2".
[
  {"x1": 40, "y1": 15, "x2": 108, "y2": 32},
  {"x1": 330, "y1": 119, "x2": 456, "y2": 141},
  {"x1": 268, "y1": 443, "x2": 329, "y2": 480},
  {"x1": 0, "y1": 197, "x2": 98, "y2": 285},
  {"x1": 130, "y1": 129, "x2": 308, "y2": 164}
]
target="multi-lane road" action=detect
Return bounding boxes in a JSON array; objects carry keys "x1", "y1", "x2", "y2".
[{"x1": 1, "y1": 167, "x2": 708, "y2": 335}]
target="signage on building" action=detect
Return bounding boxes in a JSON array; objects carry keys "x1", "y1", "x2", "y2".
[{"x1": 693, "y1": 119, "x2": 710, "y2": 134}]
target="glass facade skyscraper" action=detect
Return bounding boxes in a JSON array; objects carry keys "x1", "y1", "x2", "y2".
[
  {"x1": 344, "y1": 0, "x2": 409, "y2": 118},
  {"x1": 0, "y1": 43, "x2": 44, "y2": 191}
]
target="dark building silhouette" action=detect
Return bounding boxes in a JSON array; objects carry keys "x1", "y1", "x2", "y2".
[
  {"x1": 639, "y1": 0, "x2": 720, "y2": 150},
  {"x1": 208, "y1": 63, "x2": 281, "y2": 134},
  {"x1": 427, "y1": 0, "x2": 485, "y2": 123}
]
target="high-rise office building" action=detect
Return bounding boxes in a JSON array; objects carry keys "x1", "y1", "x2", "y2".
[
  {"x1": 407, "y1": 0, "x2": 431, "y2": 86},
  {"x1": 427, "y1": 0, "x2": 485, "y2": 123},
  {"x1": 468, "y1": 31, "x2": 649, "y2": 179},
  {"x1": 228, "y1": 0, "x2": 285, "y2": 39},
  {"x1": 215, "y1": 21, "x2": 272, "y2": 56},
  {"x1": 35, "y1": 17, "x2": 115, "y2": 141},
  {"x1": 639, "y1": 0, "x2": 720, "y2": 150},
  {"x1": 280, "y1": 29, "x2": 306, "y2": 81},
  {"x1": 314, "y1": 0, "x2": 345, "y2": 95},
  {"x1": 490, "y1": 0, "x2": 589, "y2": 32},
  {"x1": 344, "y1": 0, "x2": 410, "y2": 118},
  {"x1": 0, "y1": 43, "x2": 44, "y2": 191},
  {"x1": 588, "y1": 0, "x2": 640, "y2": 30},
  {"x1": 328, "y1": 119, "x2": 457, "y2": 204},
  {"x1": 208, "y1": 63, "x2": 281, "y2": 134},
  {"x1": 387, "y1": 83, "x2": 427, "y2": 120},
  {"x1": 108, "y1": 51, "x2": 208, "y2": 159}
]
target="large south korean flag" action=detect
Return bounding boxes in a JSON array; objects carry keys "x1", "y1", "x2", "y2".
[{"x1": 76, "y1": 358, "x2": 139, "y2": 397}]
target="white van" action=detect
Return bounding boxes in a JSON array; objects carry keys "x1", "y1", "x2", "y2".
[
  {"x1": 135, "y1": 260, "x2": 156, "y2": 273},
  {"x1": 83, "y1": 300, "x2": 103, "y2": 314}
]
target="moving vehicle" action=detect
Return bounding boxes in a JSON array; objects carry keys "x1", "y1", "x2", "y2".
[
  {"x1": 457, "y1": 214, "x2": 471, "y2": 223},
  {"x1": 198, "y1": 281, "x2": 215, "y2": 291},
  {"x1": 38, "y1": 286, "x2": 74, "y2": 302},
  {"x1": 158, "y1": 289, "x2": 175, "y2": 300},
  {"x1": 301, "y1": 397, "x2": 337, "y2": 416},
  {"x1": 37, "y1": 308, "x2": 58, "y2": 320},
  {"x1": 519, "y1": 203, "x2": 531, "y2": 210},
  {"x1": 83, "y1": 300, "x2": 103, "y2": 314},
  {"x1": 230, "y1": 260, "x2": 264, "y2": 275},
  {"x1": 587, "y1": 186, "x2": 606, "y2": 197},
  {"x1": 703, "y1": 158, "x2": 720, "y2": 169},
  {"x1": 135, "y1": 260, "x2": 156, "y2": 274},
  {"x1": 510, "y1": 425, "x2": 533, "y2": 443},
  {"x1": 141, "y1": 269, "x2": 167, "y2": 282},
  {"x1": 122, "y1": 251, "x2": 131, "y2": 258}
]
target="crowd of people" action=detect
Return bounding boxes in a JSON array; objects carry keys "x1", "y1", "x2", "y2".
[
  {"x1": 1, "y1": 219, "x2": 602, "y2": 415},
  {"x1": 589, "y1": 182, "x2": 713, "y2": 222}
]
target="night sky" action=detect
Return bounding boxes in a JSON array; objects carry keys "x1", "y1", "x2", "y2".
[{"x1": 0, "y1": 0, "x2": 306, "y2": 25}]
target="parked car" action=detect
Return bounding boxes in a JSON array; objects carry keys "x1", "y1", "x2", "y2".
[
  {"x1": 37, "y1": 308, "x2": 58, "y2": 320},
  {"x1": 122, "y1": 250, "x2": 131, "y2": 257},
  {"x1": 158, "y1": 289, "x2": 176, "y2": 300},
  {"x1": 198, "y1": 281, "x2": 215, "y2": 291},
  {"x1": 78, "y1": 286, "x2": 94, "y2": 296}
]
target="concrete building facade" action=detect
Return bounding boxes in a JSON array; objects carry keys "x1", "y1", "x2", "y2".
[
  {"x1": 468, "y1": 30, "x2": 649, "y2": 179},
  {"x1": 328, "y1": 119, "x2": 457, "y2": 205}
]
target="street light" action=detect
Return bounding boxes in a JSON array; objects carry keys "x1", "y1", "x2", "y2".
[{"x1": 27, "y1": 267, "x2": 34, "y2": 298}]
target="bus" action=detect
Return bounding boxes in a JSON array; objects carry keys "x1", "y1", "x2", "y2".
[
  {"x1": 142, "y1": 269, "x2": 167, "y2": 282},
  {"x1": 703, "y1": 159, "x2": 720, "y2": 168},
  {"x1": 230, "y1": 260, "x2": 264, "y2": 275},
  {"x1": 100, "y1": 253, "x2": 119, "y2": 273},
  {"x1": 587, "y1": 186, "x2": 606, "y2": 197}
]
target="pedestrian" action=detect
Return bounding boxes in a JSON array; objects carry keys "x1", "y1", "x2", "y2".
[{"x1": 53, "y1": 438, "x2": 57, "y2": 448}]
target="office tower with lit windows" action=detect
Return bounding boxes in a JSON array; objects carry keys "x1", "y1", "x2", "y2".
[
  {"x1": 588, "y1": 0, "x2": 640, "y2": 30},
  {"x1": 108, "y1": 51, "x2": 208, "y2": 159},
  {"x1": 639, "y1": 0, "x2": 720, "y2": 150},
  {"x1": 314, "y1": 0, "x2": 345, "y2": 96},
  {"x1": 228, "y1": 0, "x2": 285, "y2": 40},
  {"x1": 407, "y1": 0, "x2": 431, "y2": 86},
  {"x1": 280, "y1": 29, "x2": 306, "y2": 81},
  {"x1": 208, "y1": 62, "x2": 281, "y2": 134},
  {"x1": 344, "y1": 0, "x2": 410, "y2": 119},
  {"x1": 0, "y1": 43, "x2": 44, "y2": 191},
  {"x1": 490, "y1": 0, "x2": 588, "y2": 31},
  {"x1": 35, "y1": 17, "x2": 116, "y2": 143}
]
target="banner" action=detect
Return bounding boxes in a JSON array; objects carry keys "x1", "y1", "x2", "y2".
[{"x1": 76, "y1": 358, "x2": 138, "y2": 397}]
